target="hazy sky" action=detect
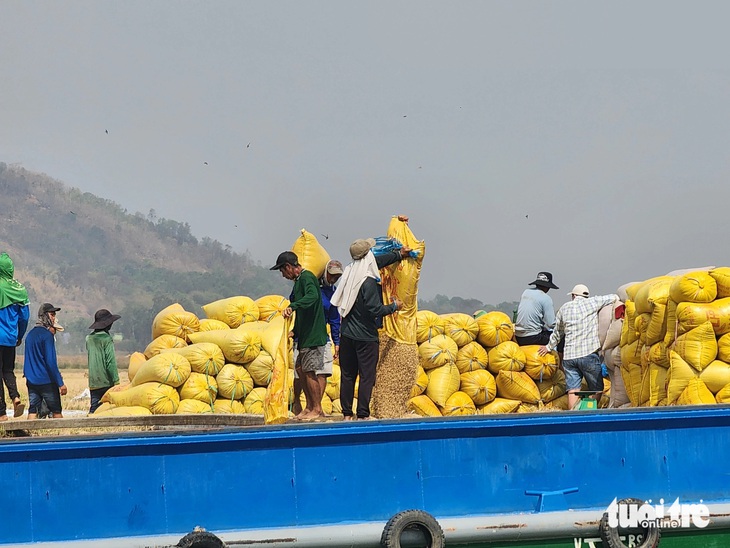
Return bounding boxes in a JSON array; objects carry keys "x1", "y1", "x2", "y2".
[{"x1": 3, "y1": 1, "x2": 730, "y2": 306}]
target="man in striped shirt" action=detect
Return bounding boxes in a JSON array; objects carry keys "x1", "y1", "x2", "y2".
[{"x1": 538, "y1": 284, "x2": 618, "y2": 410}]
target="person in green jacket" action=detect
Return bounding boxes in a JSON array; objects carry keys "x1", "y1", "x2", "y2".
[
  {"x1": 86, "y1": 309, "x2": 121, "y2": 413},
  {"x1": 271, "y1": 251, "x2": 328, "y2": 420}
]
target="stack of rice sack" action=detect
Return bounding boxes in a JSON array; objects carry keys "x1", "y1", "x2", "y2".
[
  {"x1": 617, "y1": 267, "x2": 730, "y2": 406},
  {"x1": 407, "y1": 310, "x2": 568, "y2": 417},
  {"x1": 599, "y1": 297, "x2": 629, "y2": 408}
]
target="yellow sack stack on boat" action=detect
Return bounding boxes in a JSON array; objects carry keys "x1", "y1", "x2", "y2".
[
  {"x1": 179, "y1": 372, "x2": 217, "y2": 404},
  {"x1": 107, "y1": 382, "x2": 180, "y2": 414},
  {"x1": 672, "y1": 321, "x2": 718, "y2": 372},
  {"x1": 459, "y1": 369, "x2": 496, "y2": 405},
  {"x1": 478, "y1": 397, "x2": 521, "y2": 414},
  {"x1": 495, "y1": 370, "x2": 541, "y2": 404},
  {"x1": 213, "y1": 399, "x2": 245, "y2": 414},
  {"x1": 255, "y1": 295, "x2": 290, "y2": 322},
  {"x1": 418, "y1": 334, "x2": 458, "y2": 370},
  {"x1": 699, "y1": 361, "x2": 730, "y2": 394},
  {"x1": 246, "y1": 351, "x2": 274, "y2": 386},
  {"x1": 522, "y1": 345, "x2": 559, "y2": 381},
  {"x1": 217, "y1": 363, "x2": 254, "y2": 401},
  {"x1": 676, "y1": 298, "x2": 730, "y2": 337},
  {"x1": 677, "y1": 377, "x2": 716, "y2": 405},
  {"x1": 476, "y1": 311, "x2": 514, "y2": 348},
  {"x1": 291, "y1": 229, "x2": 330, "y2": 279},
  {"x1": 244, "y1": 387, "x2": 267, "y2": 414},
  {"x1": 455, "y1": 341, "x2": 488, "y2": 373},
  {"x1": 177, "y1": 399, "x2": 214, "y2": 414},
  {"x1": 151, "y1": 303, "x2": 200, "y2": 342},
  {"x1": 198, "y1": 319, "x2": 230, "y2": 332},
  {"x1": 666, "y1": 350, "x2": 698, "y2": 404},
  {"x1": 410, "y1": 365, "x2": 428, "y2": 398},
  {"x1": 202, "y1": 296, "x2": 259, "y2": 328},
  {"x1": 441, "y1": 391, "x2": 476, "y2": 416},
  {"x1": 162, "y1": 342, "x2": 225, "y2": 375},
  {"x1": 487, "y1": 341, "x2": 526, "y2": 375},
  {"x1": 188, "y1": 328, "x2": 261, "y2": 365},
  {"x1": 670, "y1": 271, "x2": 718, "y2": 304},
  {"x1": 536, "y1": 369, "x2": 567, "y2": 403},
  {"x1": 407, "y1": 394, "x2": 442, "y2": 417},
  {"x1": 127, "y1": 352, "x2": 146, "y2": 383},
  {"x1": 144, "y1": 334, "x2": 188, "y2": 359},
  {"x1": 441, "y1": 313, "x2": 478, "y2": 348},
  {"x1": 425, "y1": 363, "x2": 460, "y2": 406},
  {"x1": 416, "y1": 310, "x2": 445, "y2": 344},
  {"x1": 131, "y1": 352, "x2": 191, "y2": 388}
]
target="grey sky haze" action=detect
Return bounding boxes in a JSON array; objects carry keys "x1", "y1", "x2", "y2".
[{"x1": 3, "y1": 1, "x2": 730, "y2": 307}]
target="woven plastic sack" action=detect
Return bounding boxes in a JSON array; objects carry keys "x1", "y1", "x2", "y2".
[
  {"x1": 416, "y1": 310, "x2": 445, "y2": 344},
  {"x1": 244, "y1": 387, "x2": 267, "y2": 414},
  {"x1": 161, "y1": 342, "x2": 225, "y2": 375},
  {"x1": 441, "y1": 313, "x2": 479, "y2": 347},
  {"x1": 410, "y1": 364, "x2": 429, "y2": 398},
  {"x1": 676, "y1": 298, "x2": 730, "y2": 337},
  {"x1": 620, "y1": 340, "x2": 641, "y2": 367},
  {"x1": 213, "y1": 399, "x2": 246, "y2": 414},
  {"x1": 418, "y1": 334, "x2": 458, "y2": 370},
  {"x1": 522, "y1": 345, "x2": 559, "y2": 381},
  {"x1": 634, "y1": 276, "x2": 673, "y2": 315},
  {"x1": 645, "y1": 363, "x2": 668, "y2": 407},
  {"x1": 620, "y1": 301, "x2": 638, "y2": 346},
  {"x1": 94, "y1": 406, "x2": 153, "y2": 417},
  {"x1": 715, "y1": 382, "x2": 730, "y2": 403},
  {"x1": 544, "y1": 394, "x2": 570, "y2": 411},
  {"x1": 290, "y1": 229, "x2": 330, "y2": 279},
  {"x1": 407, "y1": 395, "x2": 442, "y2": 417},
  {"x1": 477, "y1": 397, "x2": 521, "y2": 414},
  {"x1": 127, "y1": 352, "x2": 146, "y2": 383},
  {"x1": 202, "y1": 296, "x2": 259, "y2": 328},
  {"x1": 177, "y1": 399, "x2": 214, "y2": 414},
  {"x1": 699, "y1": 360, "x2": 730, "y2": 394},
  {"x1": 425, "y1": 363, "x2": 460, "y2": 406},
  {"x1": 459, "y1": 369, "x2": 496, "y2": 405},
  {"x1": 495, "y1": 370, "x2": 541, "y2": 403},
  {"x1": 667, "y1": 350, "x2": 699, "y2": 404},
  {"x1": 647, "y1": 341, "x2": 669, "y2": 369},
  {"x1": 151, "y1": 304, "x2": 200, "y2": 342},
  {"x1": 718, "y1": 333, "x2": 730, "y2": 363},
  {"x1": 107, "y1": 382, "x2": 180, "y2": 414},
  {"x1": 263, "y1": 316, "x2": 290, "y2": 424},
  {"x1": 620, "y1": 363, "x2": 643, "y2": 406},
  {"x1": 476, "y1": 311, "x2": 514, "y2": 348},
  {"x1": 217, "y1": 363, "x2": 254, "y2": 401},
  {"x1": 710, "y1": 267, "x2": 730, "y2": 298},
  {"x1": 455, "y1": 341, "x2": 488, "y2": 373},
  {"x1": 245, "y1": 350, "x2": 274, "y2": 386},
  {"x1": 179, "y1": 372, "x2": 217, "y2": 404},
  {"x1": 670, "y1": 271, "x2": 717, "y2": 304},
  {"x1": 131, "y1": 352, "x2": 191, "y2": 388},
  {"x1": 441, "y1": 391, "x2": 476, "y2": 416},
  {"x1": 143, "y1": 334, "x2": 188, "y2": 359},
  {"x1": 326, "y1": 362, "x2": 342, "y2": 401},
  {"x1": 198, "y1": 319, "x2": 230, "y2": 332},
  {"x1": 677, "y1": 377, "x2": 716, "y2": 405},
  {"x1": 536, "y1": 369, "x2": 566, "y2": 402},
  {"x1": 254, "y1": 295, "x2": 290, "y2": 322},
  {"x1": 188, "y1": 328, "x2": 261, "y2": 365},
  {"x1": 487, "y1": 341, "x2": 526, "y2": 375},
  {"x1": 673, "y1": 321, "x2": 718, "y2": 372}
]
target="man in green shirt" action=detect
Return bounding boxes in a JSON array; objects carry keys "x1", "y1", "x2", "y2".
[
  {"x1": 271, "y1": 251, "x2": 328, "y2": 420},
  {"x1": 86, "y1": 309, "x2": 121, "y2": 413}
]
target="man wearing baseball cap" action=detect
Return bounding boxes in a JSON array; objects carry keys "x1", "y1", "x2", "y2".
[
  {"x1": 539, "y1": 284, "x2": 619, "y2": 409},
  {"x1": 514, "y1": 271, "x2": 560, "y2": 347}
]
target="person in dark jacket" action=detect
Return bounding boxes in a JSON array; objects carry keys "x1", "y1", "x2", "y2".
[
  {"x1": 0, "y1": 252, "x2": 30, "y2": 420},
  {"x1": 331, "y1": 239, "x2": 408, "y2": 420},
  {"x1": 24, "y1": 303, "x2": 67, "y2": 419}
]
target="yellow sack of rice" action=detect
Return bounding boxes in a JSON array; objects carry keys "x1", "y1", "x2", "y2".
[
  {"x1": 94, "y1": 402, "x2": 115, "y2": 414},
  {"x1": 151, "y1": 303, "x2": 200, "y2": 342},
  {"x1": 441, "y1": 391, "x2": 476, "y2": 416},
  {"x1": 645, "y1": 363, "x2": 668, "y2": 407},
  {"x1": 291, "y1": 228, "x2": 330, "y2": 279},
  {"x1": 425, "y1": 363, "x2": 460, "y2": 406},
  {"x1": 667, "y1": 350, "x2": 698, "y2": 404},
  {"x1": 202, "y1": 296, "x2": 259, "y2": 328},
  {"x1": 324, "y1": 361, "x2": 342, "y2": 401},
  {"x1": 213, "y1": 399, "x2": 246, "y2": 414},
  {"x1": 647, "y1": 341, "x2": 669, "y2": 369},
  {"x1": 476, "y1": 311, "x2": 514, "y2": 348},
  {"x1": 441, "y1": 313, "x2": 479, "y2": 348},
  {"x1": 217, "y1": 363, "x2": 254, "y2": 401},
  {"x1": 677, "y1": 377, "x2": 716, "y2": 405},
  {"x1": 487, "y1": 341, "x2": 526, "y2": 375},
  {"x1": 673, "y1": 321, "x2": 717, "y2": 372},
  {"x1": 516, "y1": 402, "x2": 541, "y2": 413},
  {"x1": 634, "y1": 276, "x2": 673, "y2": 315},
  {"x1": 543, "y1": 394, "x2": 569, "y2": 410},
  {"x1": 245, "y1": 350, "x2": 274, "y2": 386},
  {"x1": 198, "y1": 318, "x2": 230, "y2": 332},
  {"x1": 151, "y1": 303, "x2": 183, "y2": 335},
  {"x1": 620, "y1": 300, "x2": 638, "y2": 346},
  {"x1": 536, "y1": 369, "x2": 566, "y2": 402},
  {"x1": 162, "y1": 342, "x2": 225, "y2": 375},
  {"x1": 177, "y1": 399, "x2": 214, "y2": 414},
  {"x1": 410, "y1": 364, "x2": 429, "y2": 398},
  {"x1": 131, "y1": 352, "x2": 191, "y2": 388},
  {"x1": 188, "y1": 328, "x2": 261, "y2": 365},
  {"x1": 416, "y1": 310, "x2": 445, "y2": 344},
  {"x1": 477, "y1": 397, "x2": 521, "y2": 414},
  {"x1": 664, "y1": 300, "x2": 679, "y2": 346},
  {"x1": 670, "y1": 271, "x2": 717, "y2": 304},
  {"x1": 718, "y1": 333, "x2": 730, "y2": 363},
  {"x1": 710, "y1": 267, "x2": 730, "y2": 298},
  {"x1": 621, "y1": 340, "x2": 641, "y2": 367},
  {"x1": 620, "y1": 362, "x2": 642, "y2": 406},
  {"x1": 715, "y1": 382, "x2": 730, "y2": 403},
  {"x1": 107, "y1": 382, "x2": 180, "y2": 414},
  {"x1": 634, "y1": 313, "x2": 650, "y2": 345},
  {"x1": 264, "y1": 316, "x2": 291, "y2": 425},
  {"x1": 100, "y1": 382, "x2": 130, "y2": 404},
  {"x1": 699, "y1": 360, "x2": 730, "y2": 394},
  {"x1": 522, "y1": 345, "x2": 559, "y2": 381},
  {"x1": 127, "y1": 351, "x2": 146, "y2": 383},
  {"x1": 93, "y1": 406, "x2": 153, "y2": 417},
  {"x1": 418, "y1": 334, "x2": 458, "y2": 370},
  {"x1": 676, "y1": 297, "x2": 730, "y2": 336},
  {"x1": 407, "y1": 395, "x2": 442, "y2": 417},
  {"x1": 455, "y1": 341, "x2": 488, "y2": 373},
  {"x1": 459, "y1": 369, "x2": 496, "y2": 405},
  {"x1": 645, "y1": 302, "x2": 667, "y2": 346},
  {"x1": 179, "y1": 372, "x2": 218, "y2": 404},
  {"x1": 244, "y1": 387, "x2": 267, "y2": 414},
  {"x1": 255, "y1": 295, "x2": 290, "y2": 322},
  {"x1": 143, "y1": 334, "x2": 187, "y2": 359},
  {"x1": 495, "y1": 370, "x2": 540, "y2": 403}
]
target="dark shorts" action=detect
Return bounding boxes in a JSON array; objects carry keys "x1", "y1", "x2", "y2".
[
  {"x1": 295, "y1": 346, "x2": 325, "y2": 374},
  {"x1": 27, "y1": 382, "x2": 63, "y2": 415},
  {"x1": 563, "y1": 352, "x2": 604, "y2": 392}
]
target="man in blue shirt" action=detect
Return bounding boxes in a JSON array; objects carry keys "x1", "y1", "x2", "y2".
[{"x1": 514, "y1": 271, "x2": 560, "y2": 347}]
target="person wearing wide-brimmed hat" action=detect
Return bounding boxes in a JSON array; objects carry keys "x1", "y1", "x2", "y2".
[
  {"x1": 514, "y1": 271, "x2": 560, "y2": 347},
  {"x1": 86, "y1": 309, "x2": 121, "y2": 413}
]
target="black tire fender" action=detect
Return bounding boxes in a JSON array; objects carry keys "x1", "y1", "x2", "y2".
[
  {"x1": 176, "y1": 529, "x2": 226, "y2": 548},
  {"x1": 599, "y1": 498, "x2": 661, "y2": 548},
  {"x1": 380, "y1": 509, "x2": 445, "y2": 548}
]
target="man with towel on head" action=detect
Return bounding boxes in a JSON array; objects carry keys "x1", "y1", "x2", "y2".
[{"x1": 331, "y1": 237, "x2": 410, "y2": 420}]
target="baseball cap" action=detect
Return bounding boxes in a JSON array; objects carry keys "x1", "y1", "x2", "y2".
[
  {"x1": 270, "y1": 251, "x2": 299, "y2": 270},
  {"x1": 326, "y1": 260, "x2": 343, "y2": 275},
  {"x1": 38, "y1": 303, "x2": 64, "y2": 331},
  {"x1": 569, "y1": 284, "x2": 590, "y2": 297},
  {"x1": 349, "y1": 238, "x2": 376, "y2": 260}
]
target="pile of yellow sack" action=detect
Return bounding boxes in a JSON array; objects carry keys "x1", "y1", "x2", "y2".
[
  {"x1": 405, "y1": 310, "x2": 611, "y2": 417},
  {"x1": 618, "y1": 267, "x2": 730, "y2": 406}
]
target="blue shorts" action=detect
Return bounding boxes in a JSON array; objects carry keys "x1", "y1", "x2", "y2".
[
  {"x1": 27, "y1": 382, "x2": 63, "y2": 415},
  {"x1": 563, "y1": 352, "x2": 604, "y2": 392}
]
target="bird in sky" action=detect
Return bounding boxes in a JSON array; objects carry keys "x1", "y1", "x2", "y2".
[
  {"x1": 204, "y1": 162, "x2": 208, "y2": 165},
  {"x1": 247, "y1": 142, "x2": 251, "y2": 148},
  {"x1": 525, "y1": 214, "x2": 529, "y2": 219},
  {"x1": 321, "y1": 233, "x2": 329, "y2": 240},
  {"x1": 69, "y1": 211, "x2": 76, "y2": 215},
  {"x1": 105, "y1": 130, "x2": 108, "y2": 134}
]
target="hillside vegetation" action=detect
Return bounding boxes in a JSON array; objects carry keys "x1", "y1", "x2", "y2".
[{"x1": 0, "y1": 163, "x2": 516, "y2": 354}]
